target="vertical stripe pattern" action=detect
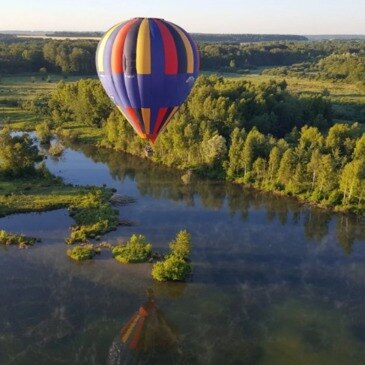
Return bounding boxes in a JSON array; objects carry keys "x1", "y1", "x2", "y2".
[{"x1": 96, "y1": 17, "x2": 200, "y2": 143}]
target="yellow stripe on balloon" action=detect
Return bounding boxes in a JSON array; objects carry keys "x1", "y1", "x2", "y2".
[
  {"x1": 169, "y1": 23, "x2": 194, "y2": 73},
  {"x1": 97, "y1": 23, "x2": 122, "y2": 73},
  {"x1": 136, "y1": 18, "x2": 151, "y2": 74},
  {"x1": 141, "y1": 108, "x2": 151, "y2": 134}
]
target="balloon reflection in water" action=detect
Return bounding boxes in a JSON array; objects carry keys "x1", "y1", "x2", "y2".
[{"x1": 108, "y1": 289, "x2": 179, "y2": 364}]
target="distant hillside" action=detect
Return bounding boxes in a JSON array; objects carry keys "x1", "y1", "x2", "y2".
[
  {"x1": 192, "y1": 34, "x2": 308, "y2": 42},
  {"x1": 307, "y1": 35, "x2": 365, "y2": 40}
]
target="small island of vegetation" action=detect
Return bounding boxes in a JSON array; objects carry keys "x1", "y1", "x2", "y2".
[{"x1": 112, "y1": 234, "x2": 153, "y2": 264}]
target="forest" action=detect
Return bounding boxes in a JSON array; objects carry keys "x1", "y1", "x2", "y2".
[
  {"x1": 0, "y1": 36, "x2": 364, "y2": 215},
  {"x1": 26, "y1": 76, "x2": 364, "y2": 215},
  {"x1": 1, "y1": 36, "x2": 364, "y2": 75}
]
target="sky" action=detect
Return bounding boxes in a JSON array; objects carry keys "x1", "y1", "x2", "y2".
[{"x1": 0, "y1": 0, "x2": 364, "y2": 34}]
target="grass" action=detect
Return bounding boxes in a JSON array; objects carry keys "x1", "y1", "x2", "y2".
[
  {"x1": 66, "y1": 189, "x2": 119, "y2": 244},
  {"x1": 0, "y1": 174, "x2": 88, "y2": 217},
  {"x1": 0, "y1": 73, "x2": 96, "y2": 131},
  {"x1": 0, "y1": 173, "x2": 119, "y2": 244}
]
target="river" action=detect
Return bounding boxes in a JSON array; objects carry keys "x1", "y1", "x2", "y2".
[{"x1": 0, "y1": 142, "x2": 364, "y2": 365}]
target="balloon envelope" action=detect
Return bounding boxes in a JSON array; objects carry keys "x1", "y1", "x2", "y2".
[{"x1": 96, "y1": 17, "x2": 199, "y2": 143}]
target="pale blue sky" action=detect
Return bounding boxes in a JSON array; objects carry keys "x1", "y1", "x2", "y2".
[{"x1": 1, "y1": 0, "x2": 364, "y2": 34}]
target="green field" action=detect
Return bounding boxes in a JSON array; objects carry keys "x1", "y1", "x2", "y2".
[{"x1": 0, "y1": 74, "x2": 96, "y2": 130}]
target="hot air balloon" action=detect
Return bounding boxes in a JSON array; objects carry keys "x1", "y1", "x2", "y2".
[{"x1": 96, "y1": 18, "x2": 199, "y2": 143}]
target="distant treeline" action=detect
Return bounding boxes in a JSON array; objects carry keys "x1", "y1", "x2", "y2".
[
  {"x1": 1, "y1": 37, "x2": 364, "y2": 75},
  {"x1": 200, "y1": 40, "x2": 365, "y2": 71},
  {"x1": 45, "y1": 31, "x2": 103, "y2": 38},
  {"x1": 0, "y1": 39, "x2": 97, "y2": 74},
  {"x1": 29, "y1": 76, "x2": 364, "y2": 214},
  {"x1": 263, "y1": 53, "x2": 365, "y2": 83},
  {"x1": 31, "y1": 31, "x2": 308, "y2": 42},
  {"x1": 192, "y1": 33, "x2": 307, "y2": 42}
]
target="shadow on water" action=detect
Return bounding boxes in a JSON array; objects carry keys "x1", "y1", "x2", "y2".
[{"x1": 0, "y1": 142, "x2": 364, "y2": 365}]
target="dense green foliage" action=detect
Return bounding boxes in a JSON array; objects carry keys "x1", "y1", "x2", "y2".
[
  {"x1": 1, "y1": 38, "x2": 364, "y2": 75},
  {"x1": 44, "y1": 75, "x2": 364, "y2": 214},
  {"x1": 152, "y1": 254, "x2": 191, "y2": 282},
  {"x1": 169, "y1": 230, "x2": 192, "y2": 260},
  {"x1": 0, "y1": 39, "x2": 96, "y2": 74},
  {"x1": 67, "y1": 244, "x2": 100, "y2": 261},
  {"x1": 0, "y1": 128, "x2": 41, "y2": 176},
  {"x1": 200, "y1": 40, "x2": 365, "y2": 71},
  {"x1": 112, "y1": 234, "x2": 152, "y2": 263},
  {"x1": 152, "y1": 230, "x2": 192, "y2": 282},
  {"x1": 66, "y1": 189, "x2": 119, "y2": 244},
  {"x1": 35, "y1": 121, "x2": 52, "y2": 143},
  {"x1": 263, "y1": 53, "x2": 365, "y2": 84},
  {"x1": 0, "y1": 230, "x2": 37, "y2": 247}
]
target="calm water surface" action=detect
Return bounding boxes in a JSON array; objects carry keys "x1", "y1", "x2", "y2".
[{"x1": 0, "y1": 144, "x2": 364, "y2": 365}]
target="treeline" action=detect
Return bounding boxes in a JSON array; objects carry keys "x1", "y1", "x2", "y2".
[
  {"x1": 1, "y1": 38, "x2": 364, "y2": 75},
  {"x1": 44, "y1": 76, "x2": 332, "y2": 136},
  {"x1": 31, "y1": 76, "x2": 364, "y2": 214},
  {"x1": 200, "y1": 40, "x2": 365, "y2": 71},
  {"x1": 192, "y1": 34, "x2": 307, "y2": 43},
  {"x1": 263, "y1": 53, "x2": 365, "y2": 84},
  {"x1": 0, "y1": 39, "x2": 97, "y2": 74}
]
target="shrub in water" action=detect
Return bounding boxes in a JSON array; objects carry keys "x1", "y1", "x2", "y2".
[
  {"x1": 169, "y1": 230, "x2": 191, "y2": 260},
  {"x1": 112, "y1": 234, "x2": 152, "y2": 263},
  {"x1": 67, "y1": 244, "x2": 99, "y2": 261},
  {"x1": 152, "y1": 254, "x2": 191, "y2": 282}
]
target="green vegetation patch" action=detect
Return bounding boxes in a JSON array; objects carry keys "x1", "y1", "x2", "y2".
[
  {"x1": 66, "y1": 189, "x2": 119, "y2": 244},
  {"x1": 67, "y1": 244, "x2": 100, "y2": 261},
  {"x1": 0, "y1": 230, "x2": 37, "y2": 248},
  {"x1": 152, "y1": 255, "x2": 191, "y2": 282},
  {"x1": 112, "y1": 234, "x2": 152, "y2": 263},
  {"x1": 152, "y1": 230, "x2": 192, "y2": 282}
]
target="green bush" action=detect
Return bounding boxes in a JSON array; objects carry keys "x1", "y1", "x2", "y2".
[
  {"x1": 169, "y1": 230, "x2": 192, "y2": 260},
  {"x1": 65, "y1": 189, "x2": 119, "y2": 244},
  {"x1": 67, "y1": 244, "x2": 99, "y2": 261},
  {"x1": 152, "y1": 254, "x2": 191, "y2": 282},
  {"x1": 0, "y1": 230, "x2": 37, "y2": 247},
  {"x1": 35, "y1": 122, "x2": 52, "y2": 144},
  {"x1": 48, "y1": 142, "x2": 65, "y2": 156},
  {"x1": 112, "y1": 234, "x2": 152, "y2": 263}
]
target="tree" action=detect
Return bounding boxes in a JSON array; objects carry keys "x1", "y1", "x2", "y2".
[
  {"x1": 340, "y1": 159, "x2": 365, "y2": 204},
  {"x1": 267, "y1": 146, "x2": 281, "y2": 184},
  {"x1": 242, "y1": 127, "x2": 265, "y2": 175},
  {"x1": 169, "y1": 230, "x2": 192, "y2": 260},
  {"x1": 277, "y1": 148, "x2": 295, "y2": 187},
  {"x1": 0, "y1": 128, "x2": 41, "y2": 176},
  {"x1": 227, "y1": 127, "x2": 246, "y2": 178}
]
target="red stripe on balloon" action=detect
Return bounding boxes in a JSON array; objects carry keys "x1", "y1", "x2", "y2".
[
  {"x1": 154, "y1": 19, "x2": 178, "y2": 75},
  {"x1": 153, "y1": 107, "x2": 168, "y2": 134},
  {"x1": 111, "y1": 19, "x2": 137, "y2": 74},
  {"x1": 126, "y1": 107, "x2": 144, "y2": 135}
]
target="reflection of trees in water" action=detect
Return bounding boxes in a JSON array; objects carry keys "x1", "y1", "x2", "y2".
[
  {"x1": 75, "y1": 144, "x2": 363, "y2": 254},
  {"x1": 304, "y1": 209, "x2": 332, "y2": 241},
  {"x1": 336, "y1": 215, "x2": 365, "y2": 255}
]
